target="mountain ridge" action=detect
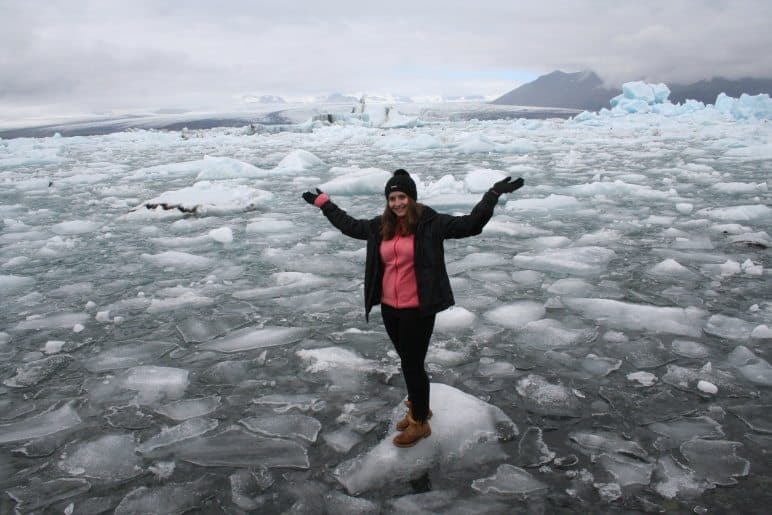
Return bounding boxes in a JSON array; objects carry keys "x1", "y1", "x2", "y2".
[{"x1": 492, "y1": 71, "x2": 772, "y2": 110}]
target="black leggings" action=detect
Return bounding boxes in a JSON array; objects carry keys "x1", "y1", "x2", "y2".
[{"x1": 381, "y1": 304, "x2": 436, "y2": 422}]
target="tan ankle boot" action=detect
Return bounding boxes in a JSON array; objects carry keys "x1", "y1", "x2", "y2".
[
  {"x1": 396, "y1": 400, "x2": 433, "y2": 431},
  {"x1": 393, "y1": 414, "x2": 431, "y2": 448}
]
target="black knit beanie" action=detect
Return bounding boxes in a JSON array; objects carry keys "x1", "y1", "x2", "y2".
[{"x1": 384, "y1": 169, "x2": 417, "y2": 200}]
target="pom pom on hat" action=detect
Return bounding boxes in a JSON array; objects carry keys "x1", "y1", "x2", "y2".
[{"x1": 384, "y1": 169, "x2": 417, "y2": 200}]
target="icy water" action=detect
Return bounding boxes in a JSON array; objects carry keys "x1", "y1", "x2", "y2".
[{"x1": 0, "y1": 99, "x2": 770, "y2": 513}]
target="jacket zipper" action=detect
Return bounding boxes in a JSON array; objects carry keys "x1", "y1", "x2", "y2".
[{"x1": 393, "y1": 233, "x2": 400, "y2": 308}]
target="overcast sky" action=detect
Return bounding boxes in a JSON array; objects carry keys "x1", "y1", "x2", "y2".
[{"x1": 2, "y1": 0, "x2": 771, "y2": 116}]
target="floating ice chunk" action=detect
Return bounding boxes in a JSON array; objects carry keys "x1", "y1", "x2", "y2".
[
  {"x1": 752, "y1": 325, "x2": 772, "y2": 339},
  {"x1": 0, "y1": 402, "x2": 81, "y2": 444},
  {"x1": 115, "y1": 477, "x2": 212, "y2": 515},
  {"x1": 240, "y1": 414, "x2": 322, "y2": 442},
  {"x1": 209, "y1": 226, "x2": 233, "y2": 243},
  {"x1": 627, "y1": 371, "x2": 657, "y2": 387},
  {"x1": 580, "y1": 354, "x2": 622, "y2": 377},
  {"x1": 123, "y1": 365, "x2": 190, "y2": 404},
  {"x1": 671, "y1": 339, "x2": 710, "y2": 358},
  {"x1": 518, "y1": 427, "x2": 555, "y2": 467},
  {"x1": 44, "y1": 340, "x2": 66, "y2": 354},
  {"x1": 471, "y1": 464, "x2": 548, "y2": 495},
  {"x1": 52, "y1": 220, "x2": 101, "y2": 235},
  {"x1": 484, "y1": 301, "x2": 545, "y2": 329},
  {"x1": 233, "y1": 271, "x2": 332, "y2": 299},
  {"x1": 319, "y1": 166, "x2": 390, "y2": 195},
  {"x1": 3, "y1": 354, "x2": 72, "y2": 388},
  {"x1": 6, "y1": 478, "x2": 91, "y2": 513},
  {"x1": 435, "y1": 306, "x2": 476, "y2": 332},
  {"x1": 569, "y1": 431, "x2": 648, "y2": 461},
  {"x1": 454, "y1": 132, "x2": 496, "y2": 153},
  {"x1": 681, "y1": 439, "x2": 750, "y2": 486},
  {"x1": 676, "y1": 203, "x2": 693, "y2": 214},
  {"x1": 563, "y1": 298, "x2": 705, "y2": 336},
  {"x1": 597, "y1": 454, "x2": 654, "y2": 487},
  {"x1": 516, "y1": 374, "x2": 582, "y2": 417},
  {"x1": 698, "y1": 380, "x2": 718, "y2": 394},
  {"x1": 479, "y1": 357, "x2": 516, "y2": 378},
  {"x1": 176, "y1": 314, "x2": 248, "y2": 343},
  {"x1": 229, "y1": 468, "x2": 274, "y2": 511},
  {"x1": 727, "y1": 346, "x2": 772, "y2": 387},
  {"x1": 514, "y1": 246, "x2": 616, "y2": 276},
  {"x1": 662, "y1": 363, "x2": 740, "y2": 394},
  {"x1": 376, "y1": 132, "x2": 441, "y2": 151},
  {"x1": 169, "y1": 427, "x2": 310, "y2": 468},
  {"x1": 653, "y1": 455, "x2": 709, "y2": 499},
  {"x1": 323, "y1": 428, "x2": 363, "y2": 453},
  {"x1": 134, "y1": 181, "x2": 273, "y2": 216},
  {"x1": 296, "y1": 346, "x2": 397, "y2": 377},
  {"x1": 515, "y1": 319, "x2": 597, "y2": 350},
  {"x1": 194, "y1": 155, "x2": 269, "y2": 179},
  {"x1": 58, "y1": 433, "x2": 142, "y2": 480},
  {"x1": 464, "y1": 168, "x2": 507, "y2": 193},
  {"x1": 705, "y1": 314, "x2": 756, "y2": 341},
  {"x1": 647, "y1": 258, "x2": 699, "y2": 280},
  {"x1": 137, "y1": 417, "x2": 219, "y2": 455},
  {"x1": 147, "y1": 291, "x2": 213, "y2": 314},
  {"x1": 649, "y1": 417, "x2": 723, "y2": 448},
  {"x1": 13, "y1": 312, "x2": 89, "y2": 331},
  {"x1": 155, "y1": 395, "x2": 221, "y2": 420},
  {"x1": 334, "y1": 383, "x2": 516, "y2": 494},
  {"x1": 245, "y1": 216, "x2": 296, "y2": 234},
  {"x1": 546, "y1": 278, "x2": 593, "y2": 296},
  {"x1": 741, "y1": 259, "x2": 763, "y2": 275},
  {"x1": 697, "y1": 204, "x2": 771, "y2": 221},
  {"x1": 275, "y1": 149, "x2": 324, "y2": 172},
  {"x1": 447, "y1": 252, "x2": 507, "y2": 274},
  {"x1": 82, "y1": 341, "x2": 175, "y2": 372},
  {"x1": 199, "y1": 326, "x2": 308, "y2": 353},
  {"x1": 505, "y1": 194, "x2": 580, "y2": 213},
  {"x1": 141, "y1": 250, "x2": 212, "y2": 269}
]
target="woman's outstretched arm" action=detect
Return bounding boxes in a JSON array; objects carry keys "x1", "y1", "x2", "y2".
[
  {"x1": 441, "y1": 177, "x2": 524, "y2": 239},
  {"x1": 302, "y1": 188, "x2": 373, "y2": 240}
]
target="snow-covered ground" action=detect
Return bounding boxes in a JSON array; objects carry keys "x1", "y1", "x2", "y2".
[{"x1": 0, "y1": 85, "x2": 770, "y2": 513}]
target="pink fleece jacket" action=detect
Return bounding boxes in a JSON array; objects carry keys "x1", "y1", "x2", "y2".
[{"x1": 379, "y1": 225, "x2": 419, "y2": 309}]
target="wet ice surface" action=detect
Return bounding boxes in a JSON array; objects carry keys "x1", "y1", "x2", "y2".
[{"x1": 0, "y1": 94, "x2": 771, "y2": 513}]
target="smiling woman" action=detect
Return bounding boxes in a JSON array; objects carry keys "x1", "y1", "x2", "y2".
[{"x1": 303, "y1": 168, "x2": 524, "y2": 447}]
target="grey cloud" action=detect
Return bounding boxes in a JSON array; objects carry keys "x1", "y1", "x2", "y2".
[{"x1": 1, "y1": 0, "x2": 771, "y2": 114}]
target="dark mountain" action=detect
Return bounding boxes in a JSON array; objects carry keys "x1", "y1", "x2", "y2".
[
  {"x1": 493, "y1": 70, "x2": 772, "y2": 110},
  {"x1": 491, "y1": 70, "x2": 616, "y2": 110},
  {"x1": 668, "y1": 77, "x2": 772, "y2": 104}
]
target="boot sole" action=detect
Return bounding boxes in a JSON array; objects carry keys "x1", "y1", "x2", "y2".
[{"x1": 392, "y1": 427, "x2": 431, "y2": 448}]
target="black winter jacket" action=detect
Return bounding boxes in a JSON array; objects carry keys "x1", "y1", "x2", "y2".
[{"x1": 319, "y1": 190, "x2": 501, "y2": 320}]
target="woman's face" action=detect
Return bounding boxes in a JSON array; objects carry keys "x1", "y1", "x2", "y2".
[{"x1": 388, "y1": 191, "x2": 409, "y2": 217}]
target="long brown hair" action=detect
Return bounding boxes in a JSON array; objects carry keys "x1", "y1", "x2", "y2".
[{"x1": 381, "y1": 197, "x2": 424, "y2": 240}]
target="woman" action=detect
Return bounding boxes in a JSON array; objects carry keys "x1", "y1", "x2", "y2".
[{"x1": 303, "y1": 169, "x2": 524, "y2": 447}]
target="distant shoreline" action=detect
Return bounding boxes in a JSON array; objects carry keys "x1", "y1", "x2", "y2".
[{"x1": 0, "y1": 104, "x2": 580, "y2": 140}]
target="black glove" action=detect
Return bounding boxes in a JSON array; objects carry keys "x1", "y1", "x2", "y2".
[
  {"x1": 302, "y1": 188, "x2": 324, "y2": 205},
  {"x1": 491, "y1": 177, "x2": 524, "y2": 195}
]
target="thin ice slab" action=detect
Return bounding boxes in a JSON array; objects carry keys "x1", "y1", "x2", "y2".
[
  {"x1": 168, "y1": 427, "x2": 310, "y2": 469},
  {"x1": 198, "y1": 326, "x2": 308, "y2": 353}
]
